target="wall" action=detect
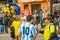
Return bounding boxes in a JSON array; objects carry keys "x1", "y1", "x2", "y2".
[{"x1": 18, "y1": 0, "x2": 50, "y2": 16}]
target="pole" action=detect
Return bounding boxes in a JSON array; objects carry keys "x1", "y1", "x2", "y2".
[{"x1": 50, "y1": 0, "x2": 53, "y2": 14}]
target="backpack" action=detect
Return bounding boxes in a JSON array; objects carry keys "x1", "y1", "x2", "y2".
[
  {"x1": 10, "y1": 27, "x2": 15, "y2": 39},
  {"x1": 49, "y1": 23, "x2": 56, "y2": 33},
  {"x1": 49, "y1": 23, "x2": 56, "y2": 40}
]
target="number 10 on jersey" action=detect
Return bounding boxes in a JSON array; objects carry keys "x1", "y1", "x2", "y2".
[{"x1": 23, "y1": 27, "x2": 30, "y2": 35}]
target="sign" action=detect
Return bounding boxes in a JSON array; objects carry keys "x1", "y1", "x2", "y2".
[{"x1": 22, "y1": 0, "x2": 45, "y2": 2}]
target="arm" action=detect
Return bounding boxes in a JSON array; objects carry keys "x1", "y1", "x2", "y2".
[
  {"x1": 18, "y1": 24, "x2": 22, "y2": 40},
  {"x1": 33, "y1": 34, "x2": 36, "y2": 40},
  {"x1": 32, "y1": 26, "x2": 37, "y2": 40},
  {"x1": 18, "y1": 32, "x2": 21, "y2": 40}
]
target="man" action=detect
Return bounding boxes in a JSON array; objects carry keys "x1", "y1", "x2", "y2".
[
  {"x1": 19, "y1": 15, "x2": 37, "y2": 40},
  {"x1": 3, "y1": 4, "x2": 10, "y2": 16},
  {"x1": 32, "y1": 10, "x2": 38, "y2": 25},
  {"x1": 10, "y1": 14, "x2": 17, "y2": 40},
  {"x1": 40, "y1": 9, "x2": 44, "y2": 20},
  {"x1": 44, "y1": 17, "x2": 55, "y2": 40},
  {"x1": 32, "y1": 10, "x2": 38, "y2": 21},
  {"x1": 11, "y1": 15, "x2": 21, "y2": 40},
  {"x1": 0, "y1": 13, "x2": 4, "y2": 34},
  {"x1": 40, "y1": 9, "x2": 44, "y2": 28},
  {"x1": 4, "y1": 13, "x2": 11, "y2": 33}
]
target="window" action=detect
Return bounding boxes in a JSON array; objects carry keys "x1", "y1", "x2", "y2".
[
  {"x1": 31, "y1": 4, "x2": 40, "y2": 13},
  {"x1": 24, "y1": 5, "x2": 28, "y2": 9},
  {"x1": 53, "y1": 0, "x2": 58, "y2": 3}
]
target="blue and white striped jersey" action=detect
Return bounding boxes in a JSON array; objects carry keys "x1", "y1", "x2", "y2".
[{"x1": 19, "y1": 22, "x2": 37, "y2": 40}]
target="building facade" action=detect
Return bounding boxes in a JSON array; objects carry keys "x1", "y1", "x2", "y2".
[
  {"x1": 53, "y1": 0, "x2": 60, "y2": 12},
  {"x1": 18, "y1": 0, "x2": 50, "y2": 14}
]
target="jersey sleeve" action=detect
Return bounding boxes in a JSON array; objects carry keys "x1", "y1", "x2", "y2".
[
  {"x1": 50, "y1": 25, "x2": 55, "y2": 33},
  {"x1": 32, "y1": 25, "x2": 37, "y2": 35}
]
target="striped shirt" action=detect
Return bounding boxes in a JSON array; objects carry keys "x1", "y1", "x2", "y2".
[{"x1": 19, "y1": 22, "x2": 37, "y2": 40}]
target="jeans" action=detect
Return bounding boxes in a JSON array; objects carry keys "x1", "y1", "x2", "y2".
[
  {"x1": 40, "y1": 20, "x2": 44, "y2": 28},
  {"x1": 0, "y1": 25, "x2": 4, "y2": 33}
]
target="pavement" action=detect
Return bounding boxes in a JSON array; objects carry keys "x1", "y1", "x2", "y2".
[
  {"x1": 0, "y1": 33, "x2": 44, "y2": 40},
  {"x1": 36, "y1": 33, "x2": 44, "y2": 40},
  {"x1": 0, "y1": 33, "x2": 12, "y2": 40}
]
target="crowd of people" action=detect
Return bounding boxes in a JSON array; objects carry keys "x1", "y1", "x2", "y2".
[
  {"x1": 11, "y1": 7, "x2": 60, "y2": 40},
  {"x1": 0, "y1": 3, "x2": 20, "y2": 16},
  {"x1": 0, "y1": 4, "x2": 60, "y2": 40}
]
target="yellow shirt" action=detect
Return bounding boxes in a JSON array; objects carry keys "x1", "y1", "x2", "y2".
[
  {"x1": 11, "y1": 8, "x2": 15, "y2": 14},
  {"x1": 12, "y1": 20, "x2": 21, "y2": 37},
  {"x1": 3, "y1": 7, "x2": 10, "y2": 14},
  {"x1": 44, "y1": 23, "x2": 55, "y2": 40},
  {"x1": 38, "y1": 23, "x2": 41, "y2": 27},
  {"x1": 3, "y1": 7, "x2": 6, "y2": 14},
  {"x1": 37, "y1": 23, "x2": 41, "y2": 31}
]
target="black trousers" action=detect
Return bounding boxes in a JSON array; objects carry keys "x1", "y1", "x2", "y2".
[{"x1": 5, "y1": 26, "x2": 8, "y2": 33}]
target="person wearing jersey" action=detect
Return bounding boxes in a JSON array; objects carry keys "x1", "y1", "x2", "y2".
[
  {"x1": 3, "y1": 4, "x2": 10, "y2": 16},
  {"x1": 44, "y1": 17, "x2": 55, "y2": 40},
  {"x1": 11, "y1": 15, "x2": 21, "y2": 40},
  {"x1": 19, "y1": 15, "x2": 37, "y2": 40}
]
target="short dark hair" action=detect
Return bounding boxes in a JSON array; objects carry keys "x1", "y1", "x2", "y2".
[
  {"x1": 44, "y1": 17, "x2": 52, "y2": 22},
  {"x1": 26, "y1": 15, "x2": 33, "y2": 22}
]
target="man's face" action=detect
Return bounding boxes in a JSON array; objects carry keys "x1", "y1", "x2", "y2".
[
  {"x1": 6, "y1": 4, "x2": 9, "y2": 7},
  {"x1": 34, "y1": 10, "x2": 37, "y2": 12},
  {"x1": 13, "y1": 15, "x2": 16, "y2": 19},
  {"x1": 31, "y1": 19, "x2": 34, "y2": 23}
]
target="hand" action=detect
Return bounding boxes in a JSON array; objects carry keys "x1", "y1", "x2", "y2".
[{"x1": 40, "y1": 28, "x2": 44, "y2": 31}]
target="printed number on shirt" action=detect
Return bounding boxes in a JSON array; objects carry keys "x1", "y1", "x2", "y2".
[{"x1": 23, "y1": 27, "x2": 29, "y2": 35}]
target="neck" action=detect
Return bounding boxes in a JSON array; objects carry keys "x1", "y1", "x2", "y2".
[
  {"x1": 29, "y1": 21, "x2": 32, "y2": 24},
  {"x1": 47, "y1": 22, "x2": 50, "y2": 25}
]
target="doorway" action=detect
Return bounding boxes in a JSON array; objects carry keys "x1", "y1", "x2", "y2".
[{"x1": 31, "y1": 4, "x2": 40, "y2": 13}]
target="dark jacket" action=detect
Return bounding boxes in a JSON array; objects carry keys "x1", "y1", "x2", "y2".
[
  {"x1": 3, "y1": 15, "x2": 11, "y2": 26},
  {"x1": 0, "y1": 18, "x2": 3, "y2": 25}
]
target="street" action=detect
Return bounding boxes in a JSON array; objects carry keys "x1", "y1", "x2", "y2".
[
  {"x1": 0, "y1": 33, "x2": 12, "y2": 40},
  {"x1": 0, "y1": 33, "x2": 44, "y2": 40}
]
